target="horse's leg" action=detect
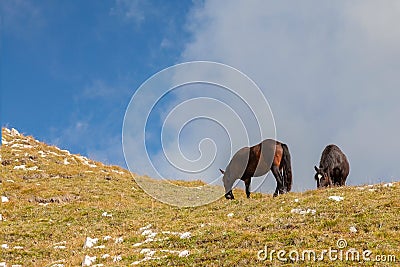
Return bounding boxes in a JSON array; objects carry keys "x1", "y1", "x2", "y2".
[
  {"x1": 271, "y1": 165, "x2": 286, "y2": 196},
  {"x1": 333, "y1": 168, "x2": 342, "y2": 186},
  {"x1": 244, "y1": 177, "x2": 251, "y2": 198},
  {"x1": 273, "y1": 186, "x2": 279, "y2": 197},
  {"x1": 339, "y1": 175, "x2": 346, "y2": 186}
]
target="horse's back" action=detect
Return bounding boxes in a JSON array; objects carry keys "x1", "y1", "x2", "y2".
[
  {"x1": 320, "y1": 144, "x2": 349, "y2": 173},
  {"x1": 254, "y1": 139, "x2": 278, "y2": 176},
  {"x1": 226, "y1": 139, "x2": 278, "y2": 178}
]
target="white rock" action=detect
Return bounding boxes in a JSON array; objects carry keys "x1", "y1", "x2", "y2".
[
  {"x1": 291, "y1": 208, "x2": 301, "y2": 214},
  {"x1": 82, "y1": 255, "x2": 96, "y2": 266},
  {"x1": 54, "y1": 246, "x2": 66, "y2": 249},
  {"x1": 141, "y1": 229, "x2": 153, "y2": 236},
  {"x1": 160, "y1": 249, "x2": 179, "y2": 254},
  {"x1": 144, "y1": 237, "x2": 154, "y2": 243},
  {"x1": 180, "y1": 232, "x2": 191, "y2": 239},
  {"x1": 383, "y1": 183, "x2": 394, "y2": 187},
  {"x1": 11, "y1": 128, "x2": 20, "y2": 136},
  {"x1": 146, "y1": 232, "x2": 157, "y2": 239},
  {"x1": 294, "y1": 198, "x2": 299, "y2": 203},
  {"x1": 101, "y1": 254, "x2": 110, "y2": 259},
  {"x1": 115, "y1": 237, "x2": 123, "y2": 244},
  {"x1": 328, "y1": 196, "x2": 344, "y2": 202},
  {"x1": 101, "y1": 212, "x2": 112, "y2": 217},
  {"x1": 1, "y1": 244, "x2": 9, "y2": 249},
  {"x1": 139, "y1": 224, "x2": 152, "y2": 232},
  {"x1": 227, "y1": 213, "x2": 234, "y2": 218},
  {"x1": 13, "y1": 165, "x2": 26, "y2": 170},
  {"x1": 350, "y1": 226, "x2": 357, "y2": 233},
  {"x1": 112, "y1": 170, "x2": 124, "y2": 175},
  {"x1": 53, "y1": 241, "x2": 66, "y2": 246},
  {"x1": 140, "y1": 248, "x2": 151, "y2": 254},
  {"x1": 83, "y1": 237, "x2": 98, "y2": 248},
  {"x1": 0, "y1": 214, "x2": 2, "y2": 221},
  {"x1": 47, "y1": 151, "x2": 61, "y2": 157},
  {"x1": 291, "y1": 208, "x2": 316, "y2": 215},
  {"x1": 76, "y1": 155, "x2": 97, "y2": 167},
  {"x1": 113, "y1": 255, "x2": 122, "y2": 262},
  {"x1": 179, "y1": 250, "x2": 190, "y2": 257},
  {"x1": 11, "y1": 144, "x2": 32, "y2": 149},
  {"x1": 103, "y1": 236, "x2": 112, "y2": 241},
  {"x1": 133, "y1": 242, "x2": 143, "y2": 247},
  {"x1": 60, "y1": 149, "x2": 71, "y2": 155},
  {"x1": 0, "y1": 262, "x2": 5, "y2": 267},
  {"x1": 140, "y1": 248, "x2": 156, "y2": 257},
  {"x1": 1, "y1": 196, "x2": 9, "y2": 203},
  {"x1": 26, "y1": 166, "x2": 38, "y2": 171},
  {"x1": 306, "y1": 209, "x2": 317, "y2": 215},
  {"x1": 13, "y1": 246, "x2": 24, "y2": 249}
]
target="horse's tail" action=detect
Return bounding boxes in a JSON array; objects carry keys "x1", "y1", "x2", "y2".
[{"x1": 280, "y1": 143, "x2": 292, "y2": 192}]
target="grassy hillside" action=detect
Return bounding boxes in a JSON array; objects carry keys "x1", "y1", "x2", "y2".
[{"x1": 1, "y1": 128, "x2": 399, "y2": 266}]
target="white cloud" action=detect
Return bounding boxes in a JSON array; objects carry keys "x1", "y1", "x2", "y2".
[
  {"x1": 172, "y1": 0, "x2": 400, "y2": 191},
  {"x1": 110, "y1": 0, "x2": 146, "y2": 25}
]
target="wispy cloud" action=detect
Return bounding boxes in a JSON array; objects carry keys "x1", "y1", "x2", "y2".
[
  {"x1": 110, "y1": 0, "x2": 153, "y2": 26},
  {"x1": 82, "y1": 79, "x2": 131, "y2": 100}
]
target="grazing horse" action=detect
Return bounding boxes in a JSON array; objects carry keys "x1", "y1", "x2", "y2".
[
  {"x1": 220, "y1": 139, "x2": 292, "y2": 199},
  {"x1": 314, "y1": 144, "x2": 349, "y2": 188}
]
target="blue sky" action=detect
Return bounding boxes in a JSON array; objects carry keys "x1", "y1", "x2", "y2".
[
  {"x1": 2, "y1": 1, "x2": 400, "y2": 193},
  {"x1": 1, "y1": 0, "x2": 192, "y2": 165}
]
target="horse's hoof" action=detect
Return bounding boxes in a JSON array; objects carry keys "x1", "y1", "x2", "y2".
[
  {"x1": 225, "y1": 193, "x2": 234, "y2": 200},
  {"x1": 273, "y1": 193, "x2": 278, "y2": 197}
]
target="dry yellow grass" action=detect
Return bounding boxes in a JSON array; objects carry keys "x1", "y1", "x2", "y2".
[{"x1": 1, "y1": 128, "x2": 399, "y2": 266}]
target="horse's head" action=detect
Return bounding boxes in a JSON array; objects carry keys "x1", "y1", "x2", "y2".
[
  {"x1": 314, "y1": 166, "x2": 332, "y2": 188},
  {"x1": 220, "y1": 169, "x2": 235, "y2": 200}
]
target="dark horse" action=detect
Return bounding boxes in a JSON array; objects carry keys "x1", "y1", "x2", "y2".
[
  {"x1": 314, "y1": 144, "x2": 349, "y2": 188},
  {"x1": 220, "y1": 139, "x2": 292, "y2": 199}
]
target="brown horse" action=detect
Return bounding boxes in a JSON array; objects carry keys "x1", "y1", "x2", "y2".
[{"x1": 220, "y1": 139, "x2": 292, "y2": 199}]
